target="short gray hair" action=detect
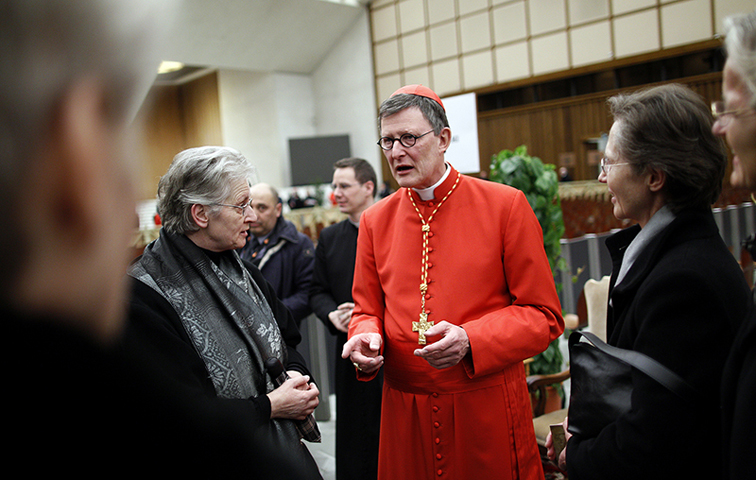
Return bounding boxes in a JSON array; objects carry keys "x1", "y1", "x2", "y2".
[
  {"x1": 378, "y1": 94, "x2": 449, "y2": 134},
  {"x1": 157, "y1": 146, "x2": 258, "y2": 235},
  {"x1": 724, "y1": 10, "x2": 756, "y2": 108},
  {"x1": 607, "y1": 84, "x2": 726, "y2": 212}
]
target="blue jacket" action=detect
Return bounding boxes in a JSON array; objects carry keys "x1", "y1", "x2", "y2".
[{"x1": 239, "y1": 217, "x2": 315, "y2": 326}]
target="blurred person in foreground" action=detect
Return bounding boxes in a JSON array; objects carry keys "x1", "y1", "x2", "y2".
[
  {"x1": 547, "y1": 83, "x2": 750, "y2": 479},
  {"x1": 126, "y1": 146, "x2": 322, "y2": 479},
  {"x1": 342, "y1": 85, "x2": 564, "y2": 479},
  {"x1": 714, "y1": 9, "x2": 756, "y2": 479},
  {"x1": 1, "y1": 0, "x2": 286, "y2": 475},
  {"x1": 310, "y1": 157, "x2": 382, "y2": 480}
]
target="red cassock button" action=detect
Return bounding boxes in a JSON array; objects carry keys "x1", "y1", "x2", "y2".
[
  {"x1": 433, "y1": 406, "x2": 439, "y2": 412},
  {"x1": 437, "y1": 469, "x2": 443, "y2": 476},
  {"x1": 434, "y1": 422, "x2": 440, "y2": 428},
  {"x1": 435, "y1": 438, "x2": 440, "y2": 444},
  {"x1": 436, "y1": 453, "x2": 442, "y2": 460}
]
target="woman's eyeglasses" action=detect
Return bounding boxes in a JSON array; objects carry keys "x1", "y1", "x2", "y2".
[
  {"x1": 212, "y1": 199, "x2": 253, "y2": 215},
  {"x1": 600, "y1": 157, "x2": 630, "y2": 175},
  {"x1": 711, "y1": 101, "x2": 754, "y2": 127}
]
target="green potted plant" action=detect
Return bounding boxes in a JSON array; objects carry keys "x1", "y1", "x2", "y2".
[{"x1": 489, "y1": 145, "x2": 567, "y2": 411}]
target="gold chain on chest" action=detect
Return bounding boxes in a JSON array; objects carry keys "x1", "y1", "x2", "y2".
[{"x1": 407, "y1": 171, "x2": 461, "y2": 344}]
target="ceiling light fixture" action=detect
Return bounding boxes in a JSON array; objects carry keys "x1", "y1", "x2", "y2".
[{"x1": 158, "y1": 61, "x2": 184, "y2": 74}]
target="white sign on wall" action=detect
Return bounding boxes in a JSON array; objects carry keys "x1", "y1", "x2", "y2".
[{"x1": 441, "y1": 92, "x2": 480, "y2": 174}]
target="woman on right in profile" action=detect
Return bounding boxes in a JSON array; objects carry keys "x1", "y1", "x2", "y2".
[
  {"x1": 548, "y1": 83, "x2": 751, "y2": 479},
  {"x1": 714, "y1": 9, "x2": 756, "y2": 479}
]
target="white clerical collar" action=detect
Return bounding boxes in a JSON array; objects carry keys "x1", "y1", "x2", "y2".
[{"x1": 413, "y1": 164, "x2": 450, "y2": 201}]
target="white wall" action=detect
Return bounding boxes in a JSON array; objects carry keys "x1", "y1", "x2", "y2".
[
  {"x1": 312, "y1": 8, "x2": 382, "y2": 185},
  {"x1": 217, "y1": 70, "x2": 282, "y2": 186},
  {"x1": 273, "y1": 73, "x2": 317, "y2": 187},
  {"x1": 216, "y1": 7, "x2": 379, "y2": 192}
]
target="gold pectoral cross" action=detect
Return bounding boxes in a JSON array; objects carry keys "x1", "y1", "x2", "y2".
[{"x1": 412, "y1": 313, "x2": 434, "y2": 345}]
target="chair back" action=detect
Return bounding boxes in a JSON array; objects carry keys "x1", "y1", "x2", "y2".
[{"x1": 584, "y1": 275, "x2": 610, "y2": 341}]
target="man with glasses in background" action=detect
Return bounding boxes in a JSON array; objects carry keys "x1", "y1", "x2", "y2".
[
  {"x1": 342, "y1": 85, "x2": 564, "y2": 480},
  {"x1": 310, "y1": 157, "x2": 382, "y2": 480}
]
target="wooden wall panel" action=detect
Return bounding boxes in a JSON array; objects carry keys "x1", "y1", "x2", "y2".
[
  {"x1": 134, "y1": 72, "x2": 222, "y2": 200},
  {"x1": 180, "y1": 72, "x2": 223, "y2": 148},
  {"x1": 135, "y1": 86, "x2": 185, "y2": 200},
  {"x1": 477, "y1": 74, "x2": 723, "y2": 182},
  {"x1": 473, "y1": 73, "x2": 741, "y2": 240},
  {"x1": 336, "y1": 74, "x2": 724, "y2": 191}
]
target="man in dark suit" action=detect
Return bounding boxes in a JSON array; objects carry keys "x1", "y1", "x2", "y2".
[{"x1": 310, "y1": 158, "x2": 383, "y2": 480}]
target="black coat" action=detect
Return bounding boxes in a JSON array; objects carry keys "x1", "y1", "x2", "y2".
[
  {"x1": 125, "y1": 255, "x2": 321, "y2": 479},
  {"x1": 238, "y1": 217, "x2": 315, "y2": 326},
  {"x1": 721, "y1": 291, "x2": 756, "y2": 479},
  {"x1": 6, "y1": 307, "x2": 303, "y2": 477},
  {"x1": 566, "y1": 209, "x2": 750, "y2": 480},
  {"x1": 310, "y1": 219, "x2": 382, "y2": 480}
]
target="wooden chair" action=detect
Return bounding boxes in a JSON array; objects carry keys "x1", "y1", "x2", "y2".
[{"x1": 528, "y1": 276, "x2": 610, "y2": 451}]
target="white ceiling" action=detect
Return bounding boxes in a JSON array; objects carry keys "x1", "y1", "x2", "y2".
[{"x1": 160, "y1": 0, "x2": 369, "y2": 78}]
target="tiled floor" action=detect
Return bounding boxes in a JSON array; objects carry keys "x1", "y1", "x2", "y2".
[{"x1": 304, "y1": 394, "x2": 336, "y2": 480}]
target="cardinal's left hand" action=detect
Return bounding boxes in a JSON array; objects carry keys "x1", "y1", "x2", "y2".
[{"x1": 413, "y1": 321, "x2": 470, "y2": 369}]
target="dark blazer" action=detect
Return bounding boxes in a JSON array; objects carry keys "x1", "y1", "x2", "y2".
[
  {"x1": 566, "y1": 208, "x2": 750, "y2": 480},
  {"x1": 239, "y1": 217, "x2": 315, "y2": 326},
  {"x1": 309, "y1": 218, "x2": 382, "y2": 480},
  {"x1": 6, "y1": 308, "x2": 272, "y2": 476},
  {"x1": 310, "y1": 219, "x2": 358, "y2": 334},
  {"x1": 721, "y1": 294, "x2": 756, "y2": 479}
]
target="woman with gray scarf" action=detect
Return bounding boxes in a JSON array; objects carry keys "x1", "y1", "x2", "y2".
[{"x1": 126, "y1": 146, "x2": 322, "y2": 478}]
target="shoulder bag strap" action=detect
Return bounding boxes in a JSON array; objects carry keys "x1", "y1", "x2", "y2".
[{"x1": 576, "y1": 331, "x2": 700, "y2": 403}]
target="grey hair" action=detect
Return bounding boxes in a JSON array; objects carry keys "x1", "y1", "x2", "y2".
[
  {"x1": 607, "y1": 84, "x2": 726, "y2": 212},
  {"x1": 0, "y1": 0, "x2": 173, "y2": 290},
  {"x1": 157, "y1": 146, "x2": 258, "y2": 235},
  {"x1": 378, "y1": 94, "x2": 449, "y2": 134},
  {"x1": 724, "y1": 10, "x2": 756, "y2": 108}
]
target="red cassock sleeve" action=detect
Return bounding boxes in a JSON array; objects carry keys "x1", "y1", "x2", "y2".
[
  {"x1": 349, "y1": 176, "x2": 563, "y2": 380},
  {"x1": 461, "y1": 190, "x2": 564, "y2": 377}
]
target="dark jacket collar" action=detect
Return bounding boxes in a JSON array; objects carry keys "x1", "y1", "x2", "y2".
[
  {"x1": 606, "y1": 208, "x2": 719, "y2": 295},
  {"x1": 259, "y1": 216, "x2": 301, "y2": 246}
]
